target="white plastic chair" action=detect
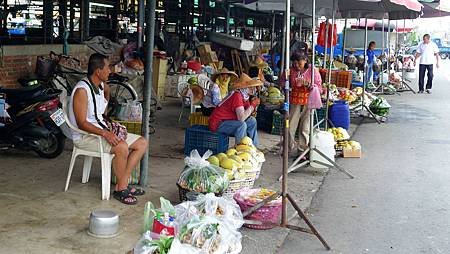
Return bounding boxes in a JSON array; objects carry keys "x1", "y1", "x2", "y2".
[
  {"x1": 178, "y1": 81, "x2": 201, "y2": 122},
  {"x1": 62, "y1": 98, "x2": 115, "y2": 200}
]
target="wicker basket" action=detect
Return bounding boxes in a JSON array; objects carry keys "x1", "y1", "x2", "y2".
[
  {"x1": 223, "y1": 178, "x2": 255, "y2": 199},
  {"x1": 234, "y1": 189, "x2": 282, "y2": 230},
  {"x1": 177, "y1": 183, "x2": 223, "y2": 202}
]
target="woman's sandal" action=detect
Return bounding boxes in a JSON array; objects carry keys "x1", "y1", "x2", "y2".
[
  {"x1": 113, "y1": 189, "x2": 137, "y2": 205},
  {"x1": 127, "y1": 185, "x2": 145, "y2": 196}
]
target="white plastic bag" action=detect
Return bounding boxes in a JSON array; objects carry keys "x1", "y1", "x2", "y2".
[
  {"x1": 133, "y1": 231, "x2": 159, "y2": 254},
  {"x1": 178, "y1": 215, "x2": 242, "y2": 254},
  {"x1": 167, "y1": 238, "x2": 201, "y2": 254},
  {"x1": 118, "y1": 100, "x2": 143, "y2": 121},
  {"x1": 175, "y1": 194, "x2": 244, "y2": 230}
]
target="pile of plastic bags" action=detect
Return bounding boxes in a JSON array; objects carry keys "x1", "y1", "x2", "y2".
[{"x1": 134, "y1": 194, "x2": 244, "y2": 254}]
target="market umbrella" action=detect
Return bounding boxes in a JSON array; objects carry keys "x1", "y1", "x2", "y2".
[
  {"x1": 238, "y1": 0, "x2": 338, "y2": 17},
  {"x1": 421, "y1": 2, "x2": 450, "y2": 17},
  {"x1": 338, "y1": 0, "x2": 423, "y2": 19}
]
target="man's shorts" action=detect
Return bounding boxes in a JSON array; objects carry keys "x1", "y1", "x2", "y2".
[{"x1": 73, "y1": 133, "x2": 141, "y2": 153}]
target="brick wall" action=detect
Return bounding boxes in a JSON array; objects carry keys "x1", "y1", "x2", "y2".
[
  {"x1": 0, "y1": 55, "x2": 35, "y2": 86},
  {"x1": 0, "y1": 44, "x2": 121, "y2": 88}
]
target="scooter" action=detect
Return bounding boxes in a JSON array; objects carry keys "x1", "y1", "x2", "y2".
[{"x1": 0, "y1": 84, "x2": 66, "y2": 158}]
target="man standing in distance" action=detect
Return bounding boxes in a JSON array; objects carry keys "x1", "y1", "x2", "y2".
[{"x1": 414, "y1": 34, "x2": 440, "y2": 94}]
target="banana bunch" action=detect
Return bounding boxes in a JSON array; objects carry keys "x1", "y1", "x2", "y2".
[
  {"x1": 328, "y1": 127, "x2": 350, "y2": 141},
  {"x1": 336, "y1": 140, "x2": 361, "y2": 150}
]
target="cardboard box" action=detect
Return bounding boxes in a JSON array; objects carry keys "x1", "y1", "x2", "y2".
[
  {"x1": 200, "y1": 51, "x2": 219, "y2": 65},
  {"x1": 152, "y1": 58, "x2": 168, "y2": 101},
  {"x1": 197, "y1": 44, "x2": 212, "y2": 56},
  {"x1": 343, "y1": 148, "x2": 362, "y2": 158}
]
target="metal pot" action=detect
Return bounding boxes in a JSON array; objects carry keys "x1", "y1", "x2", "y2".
[{"x1": 88, "y1": 209, "x2": 120, "y2": 238}]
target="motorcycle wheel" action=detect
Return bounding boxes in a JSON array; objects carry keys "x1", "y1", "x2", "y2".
[{"x1": 35, "y1": 132, "x2": 66, "y2": 159}]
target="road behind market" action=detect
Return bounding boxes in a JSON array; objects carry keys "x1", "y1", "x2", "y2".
[{"x1": 280, "y1": 62, "x2": 450, "y2": 254}]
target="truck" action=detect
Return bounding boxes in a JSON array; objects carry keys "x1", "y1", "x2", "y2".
[{"x1": 406, "y1": 38, "x2": 450, "y2": 59}]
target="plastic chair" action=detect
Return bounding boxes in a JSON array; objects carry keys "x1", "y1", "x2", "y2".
[
  {"x1": 62, "y1": 97, "x2": 115, "y2": 200},
  {"x1": 178, "y1": 81, "x2": 201, "y2": 123}
]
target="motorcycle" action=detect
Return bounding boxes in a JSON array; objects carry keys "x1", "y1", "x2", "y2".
[{"x1": 0, "y1": 83, "x2": 66, "y2": 158}]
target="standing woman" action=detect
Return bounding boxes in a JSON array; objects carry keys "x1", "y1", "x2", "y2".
[
  {"x1": 366, "y1": 41, "x2": 376, "y2": 84},
  {"x1": 282, "y1": 52, "x2": 322, "y2": 153}
]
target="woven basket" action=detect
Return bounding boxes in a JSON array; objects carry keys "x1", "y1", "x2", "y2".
[
  {"x1": 176, "y1": 183, "x2": 223, "y2": 202},
  {"x1": 234, "y1": 189, "x2": 282, "y2": 230}
]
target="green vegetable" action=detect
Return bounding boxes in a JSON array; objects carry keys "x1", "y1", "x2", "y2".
[{"x1": 150, "y1": 236, "x2": 174, "y2": 254}]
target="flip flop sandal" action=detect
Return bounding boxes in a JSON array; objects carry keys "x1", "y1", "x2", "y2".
[
  {"x1": 127, "y1": 185, "x2": 145, "y2": 196},
  {"x1": 113, "y1": 189, "x2": 137, "y2": 205}
]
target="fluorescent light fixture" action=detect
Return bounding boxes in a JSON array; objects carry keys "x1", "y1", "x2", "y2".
[{"x1": 90, "y1": 2, "x2": 113, "y2": 8}]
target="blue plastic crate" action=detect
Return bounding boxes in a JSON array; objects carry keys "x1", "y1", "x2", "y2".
[{"x1": 184, "y1": 125, "x2": 229, "y2": 156}]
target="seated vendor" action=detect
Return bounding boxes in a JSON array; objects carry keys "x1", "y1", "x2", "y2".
[
  {"x1": 208, "y1": 73, "x2": 262, "y2": 146},
  {"x1": 200, "y1": 68, "x2": 238, "y2": 116}
]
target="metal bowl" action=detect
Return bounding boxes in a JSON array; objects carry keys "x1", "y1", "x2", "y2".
[{"x1": 87, "y1": 209, "x2": 120, "y2": 238}]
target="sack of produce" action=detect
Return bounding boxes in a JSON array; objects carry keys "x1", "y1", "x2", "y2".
[
  {"x1": 178, "y1": 150, "x2": 229, "y2": 194},
  {"x1": 369, "y1": 97, "x2": 391, "y2": 117},
  {"x1": 175, "y1": 193, "x2": 244, "y2": 230},
  {"x1": 178, "y1": 215, "x2": 242, "y2": 254}
]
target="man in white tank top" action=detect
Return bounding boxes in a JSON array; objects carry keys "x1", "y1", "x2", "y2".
[{"x1": 70, "y1": 53, "x2": 148, "y2": 205}]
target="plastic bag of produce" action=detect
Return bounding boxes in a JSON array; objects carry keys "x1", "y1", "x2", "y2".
[
  {"x1": 167, "y1": 238, "x2": 201, "y2": 254},
  {"x1": 175, "y1": 193, "x2": 244, "y2": 230},
  {"x1": 178, "y1": 150, "x2": 229, "y2": 194},
  {"x1": 370, "y1": 97, "x2": 391, "y2": 117},
  {"x1": 178, "y1": 215, "x2": 242, "y2": 254},
  {"x1": 143, "y1": 197, "x2": 177, "y2": 234},
  {"x1": 133, "y1": 231, "x2": 174, "y2": 254}
]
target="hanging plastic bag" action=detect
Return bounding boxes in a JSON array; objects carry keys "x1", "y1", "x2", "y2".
[
  {"x1": 317, "y1": 22, "x2": 327, "y2": 47},
  {"x1": 317, "y1": 22, "x2": 338, "y2": 47},
  {"x1": 178, "y1": 150, "x2": 229, "y2": 194},
  {"x1": 308, "y1": 85, "x2": 323, "y2": 109},
  {"x1": 178, "y1": 215, "x2": 242, "y2": 254}
]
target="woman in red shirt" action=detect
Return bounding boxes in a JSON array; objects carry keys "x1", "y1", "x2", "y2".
[
  {"x1": 282, "y1": 52, "x2": 322, "y2": 153},
  {"x1": 209, "y1": 73, "x2": 262, "y2": 146}
]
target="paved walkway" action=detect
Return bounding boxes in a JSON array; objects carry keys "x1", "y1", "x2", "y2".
[{"x1": 279, "y1": 62, "x2": 450, "y2": 253}]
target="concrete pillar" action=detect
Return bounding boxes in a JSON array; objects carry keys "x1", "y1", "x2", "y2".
[
  {"x1": 81, "y1": 0, "x2": 90, "y2": 41},
  {"x1": 43, "y1": 0, "x2": 53, "y2": 44}
]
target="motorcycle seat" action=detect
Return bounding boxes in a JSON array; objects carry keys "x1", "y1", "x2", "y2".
[{"x1": 0, "y1": 84, "x2": 46, "y2": 104}]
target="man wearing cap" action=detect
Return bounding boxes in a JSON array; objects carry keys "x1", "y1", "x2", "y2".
[{"x1": 208, "y1": 73, "x2": 262, "y2": 146}]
